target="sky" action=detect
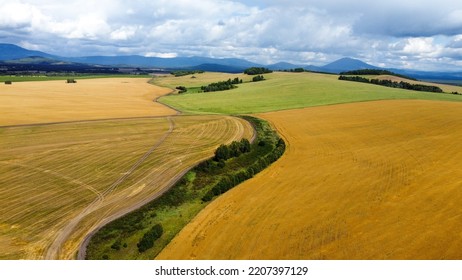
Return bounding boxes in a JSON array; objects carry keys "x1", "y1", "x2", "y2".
[{"x1": 1, "y1": 0, "x2": 462, "y2": 71}]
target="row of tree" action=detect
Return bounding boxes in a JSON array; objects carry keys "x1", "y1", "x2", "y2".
[
  {"x1": 202, "y1": 137, "x2": 285, "y2": 202},
  {"x1": 196, "y1": 138, "x2": 252, "y2": 174},
  {"x1": 244, "y1": 67, "x2": 273, "y2": 75},
  {"x1": 201, "y1": 77, "x2": 243, "y2": 92},
  {"x1": 340, "y1": 69, "x2": 417, "y2": 80},
  {"x1": 339, "y1": 75, "x2": 443, "y2": 93},
  {"x1": 171, "y1": 70, "x2": 204, "y2": 77},
  {"x1": 214, "y1": 138, "x2": 251, "y2": 161},
  {"x1": 85, "y1": 117, "x2": 285, "y2": 260}
]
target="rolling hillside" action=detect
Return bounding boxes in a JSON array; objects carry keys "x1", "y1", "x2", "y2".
[{"x1": 158, "y1": 72, "x2": 462, "y2": 114}]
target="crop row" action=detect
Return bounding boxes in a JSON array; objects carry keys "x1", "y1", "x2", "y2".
[{"x1": 0, "y1": 115, "x2": 252, "y2": 259}]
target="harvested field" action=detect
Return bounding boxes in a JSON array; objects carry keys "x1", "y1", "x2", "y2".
[
  {"x1": 158, "y1": 100, "x2": 462, "y2": 260},
  {"x1": 0, "y1": 115, "x2": 253, "y2": 259},
  {"x1": 0, "y1": 78, "x2": 176, "y2": 126}
]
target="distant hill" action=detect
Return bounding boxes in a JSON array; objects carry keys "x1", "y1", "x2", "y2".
[
  {"x1": 4, "y1": 56, "x2": 75, "y2": 65},
  {"x1": 322, "y1": 57, "x2": 379, "y2": 73},
  {"x1": 0, "y1": 43, "x2": 262, "y2": 70},
  {"x1": 0, "y1": 44, "x2": 58, "y2": 61},
  {"x1": 267, "y1": 58, "x2": 381, "y2": 74},
  {"x1": 68, "y1": 55, "x2": 261, "y2": 69},
  {"x1": 267, "y1": 62, "x2": 304, "y2": 71},
  {"x1": 1, "y1": 43, "x2": 462, "y2": 79},
  {"x1": 189, "y1": 63, "x2": 246, "y2": 73}
]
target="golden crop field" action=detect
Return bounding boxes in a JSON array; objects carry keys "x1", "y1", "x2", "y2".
[
  {"x1": 0, "y1": 78, "x2": 177, "y2": 126},
  {"x1": 158, "y1": 100, "x2": 462, "y2": 260},
  {"x1": 0, "y1": 115, "x2": 253, "y2": 260},
  {"x1": 0, "y1": 77, "x2": 254, "y2": 259}
]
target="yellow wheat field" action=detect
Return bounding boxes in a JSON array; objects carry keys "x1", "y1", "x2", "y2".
[
  {"x1": 0, "y1": 78, "x2": 176, "y2": 126},
  {"x1": 158, "y1": 100, "x2": 462, "y2": 260},
  {"x1": 0, "y1": 115, "x2": 253, "y2": 259},
  {"x1": 0, "y1": 77, "x2": 254, "y2": 259}
]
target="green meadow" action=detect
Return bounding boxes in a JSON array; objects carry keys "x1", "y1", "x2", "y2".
[{"x1": 157, "y1": 72, "x2": 462, "y2": 114}]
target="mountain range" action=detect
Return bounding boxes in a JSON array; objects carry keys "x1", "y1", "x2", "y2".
[{"x1": 1, "y1": 43, "x2": 461, "y2": 81}]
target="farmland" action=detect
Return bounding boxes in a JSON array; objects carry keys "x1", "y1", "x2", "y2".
[
  {"x1": 2, "y1": 70, "x2": 462, "y2": 260},
  {"x1": 0, "y1": 115, "x2": 252, "y2": 259},
  {"x1": 0, "y1": 78, "x2": 176, "y2": 126},
  {"x1": 0, "y1": 76, "x2": 254, "y2": 259},
  {"x1": 363, "y1": 75, "x2": 462, "y2": 93},
  {"x1": 157, "y1": 100, "x2": 462, "y2": 260},
  {"x1": 157, "y1": 72, "x2": 462, "y2": 114},
  {"x1": 0, "y1": 75, "x2": 151, "y2": 83}
]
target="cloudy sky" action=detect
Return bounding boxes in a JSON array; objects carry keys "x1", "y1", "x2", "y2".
[{"x1": 1, "y1": 0, "x2": 462, "y2": 71}]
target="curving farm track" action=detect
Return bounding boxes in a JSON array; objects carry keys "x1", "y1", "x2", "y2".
[{"x1": 0, "y1": 78, "x2": 254, "y2": 260}]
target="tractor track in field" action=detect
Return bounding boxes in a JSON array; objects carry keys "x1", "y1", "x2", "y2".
[
  {"x1": 75, "y1": 115, "x2": 255, "y2": 260},
  {"x1": 45, "y1": 117, "x2": 175, "y2": 260}
]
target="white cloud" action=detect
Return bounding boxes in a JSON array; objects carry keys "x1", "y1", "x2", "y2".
[
  {"x1": 52, "y1": 14, "x2": 111, "y2": 40},
  {"x1": 402, "y1": 38, "x2": 442, "y2": 56},
  {"x1": 110, "y1": 26, "x2": 138, "y2": 41},
  {"x1": 0, "y1": 1, "x2": 48, "y2": 29},
  {"x1": 1, "y1": 0, "x2": 462, "y2": 70},
  {"x1": 145, "y1": 52, "x2": 177, "y2": 58}
]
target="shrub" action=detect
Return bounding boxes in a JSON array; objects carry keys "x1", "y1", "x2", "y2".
[
  {"x1": 252, "y1": 75, "x2": 265, "y2": 82},
  {"x1": 66, "y1": 79, "x2": 77, "y2": 83},
  {"x1": 111, "y1": 240, "x2": 121, "y2": 251},
  {"x1": 137, "y1": 224, "x2": 163, "y2": 253},
  {"x1": 176, "y1": 86, "x2": 187, "y2": 93},
  {"x1": 4, "y1": 81, "x2": 12, "y2": 85}
]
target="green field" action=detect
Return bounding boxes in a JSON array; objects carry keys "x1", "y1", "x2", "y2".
[{"x1": 157, "y1": 72, "x2": 462, "y2": 114}]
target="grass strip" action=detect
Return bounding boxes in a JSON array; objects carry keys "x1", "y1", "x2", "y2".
[{"x1": 84, "y1": 116, "x2": 285, "y2": 260}]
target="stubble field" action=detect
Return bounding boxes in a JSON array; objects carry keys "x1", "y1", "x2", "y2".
[
  {"x1": 0, "y1": 115, "x2": 252, "y2": 260},
  {"x1": 0, "y1": 77, "x2": 254, "y2": 259},
  {"x1": 0, "y1": 78, "x2": 177, "y2": 126},
  {"x1": 158, "y1": 100, "x2": 462, "y2": 260}
]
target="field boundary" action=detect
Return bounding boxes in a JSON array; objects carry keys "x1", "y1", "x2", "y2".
[
  {"x1": 44, "y1": 117, "x2": 176, "y2": 259},
  {"x1": 0, "y1": 116, "x2": 173, "y2": 129},
  {"x1": 82, "y1": 116, "x2": 282, "y2": 260}
]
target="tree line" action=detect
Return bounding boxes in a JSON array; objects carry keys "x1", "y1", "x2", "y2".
[
  {"x1": 244, "y1": 67, "x2": 273, "y2": 75},
  {"x1": 85, "y1": 116, "x2": 285, "y2": 260},
  {"x1": 340, "y1": 69, "x2": 417, "y2": 80},
  {"x1": 201, "y1": 136, "x2": 285, "y2": 202},
  {"x1": 171, "y1": 70, "x2": 204, "y2": 77},
  {"x1": 338, "y1": 75, "x2": 443, "y2": 93},
  {"x1": 201, "y1": 77, "x2": 243, "y2": 92},
  {"x1": 196, "y1": 138, "x2": 251, "y2": 173}
]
